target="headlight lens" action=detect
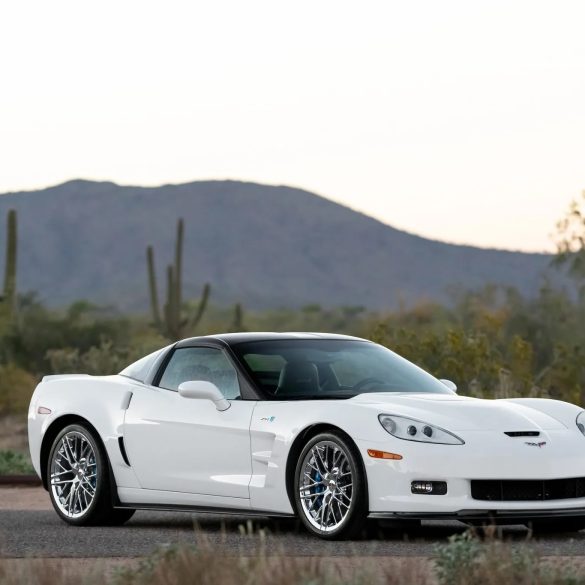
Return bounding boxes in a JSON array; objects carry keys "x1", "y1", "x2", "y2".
[
  {"x1": 378, "y1": 414, "x2": 465, "y2": 445},
  {"x1": 576, "y1": 412, "x2": 585, "y2": 436}
]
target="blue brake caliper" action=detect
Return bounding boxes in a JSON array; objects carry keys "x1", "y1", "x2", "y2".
[{"x1": 313, "y1": 469, "x2": 325, "y2": 511}]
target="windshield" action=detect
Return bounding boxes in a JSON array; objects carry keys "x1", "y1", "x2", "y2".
[{"x1": 231, "y1": 339, "x2": 453, "y2": 399}]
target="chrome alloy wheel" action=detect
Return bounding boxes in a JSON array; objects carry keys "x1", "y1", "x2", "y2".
[
  {"x1": 298, "y1": 440, "x2": 353, "y2": 532},
  {"x1": 50, "y1": 430, "x2": 97, "y2": 518}
]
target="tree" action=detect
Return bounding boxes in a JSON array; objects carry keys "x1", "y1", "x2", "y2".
[{"x1": 554, "y1": 190, "x2": 585, "y2": 291}]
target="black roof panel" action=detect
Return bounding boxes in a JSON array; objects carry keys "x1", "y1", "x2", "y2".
[{"x1": 177, "y1": 331, "x2": 369, "y2": 347}]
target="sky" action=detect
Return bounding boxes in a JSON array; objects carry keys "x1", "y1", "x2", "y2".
[{"x1": 1, "y1": 1, "x2": 584, "y2": 252}]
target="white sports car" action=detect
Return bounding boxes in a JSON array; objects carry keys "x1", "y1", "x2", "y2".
[{"x1": 28, "y1": 332, "x2": 585, "y2": 539}]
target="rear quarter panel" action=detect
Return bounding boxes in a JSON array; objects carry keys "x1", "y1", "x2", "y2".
[{"x1": 28, "y1": 374, "x2": 141, "y2": 489}]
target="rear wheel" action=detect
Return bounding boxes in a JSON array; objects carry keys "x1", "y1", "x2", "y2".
[
  {"x1": 48, "y1": 423, "x2": 135, "y2": 526},
  {"x1": 293, "y1": 431, "x2": 367, "y2": 539},
  {"x1": 526, "y1": 518, "x2": 585, "y2": 534}
]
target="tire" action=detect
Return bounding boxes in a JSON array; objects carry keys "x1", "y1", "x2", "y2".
[
  {"x1": 293, "y1": 431, "x2": 367, "y2": 540},
  {"x1": 526, "y1": 518, "x2": 585, "y2": 534},
  {"x1": 47, "y1": 423, "x2": 135, "y2": 526}
]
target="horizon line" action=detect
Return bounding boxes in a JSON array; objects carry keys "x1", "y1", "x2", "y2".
[{"x1": 0, "y1": 176, "x2": 554, "y2": 257}]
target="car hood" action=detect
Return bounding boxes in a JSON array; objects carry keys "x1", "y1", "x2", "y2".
[{"x1": 349, "y1": 392, "x2": 569, "y2": 432}]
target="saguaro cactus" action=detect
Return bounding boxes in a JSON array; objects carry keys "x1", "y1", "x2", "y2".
[
  {"x1": 147, "y1": 219, "x2": 211, "y2": 339},
  {"x1": 230, "y1": 302, "x2": 246, "y2": 332},
  {"x1": 146, "y1": 246, "x2": 162, "y2": 330},
  {"x1": 1, "y1": 209, "x2": 18, "y2": 319}
]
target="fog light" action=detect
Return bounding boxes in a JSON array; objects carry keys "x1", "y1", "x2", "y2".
[
  {"x1": 411, "y1": 481, "x2": 447, "y2": 495},
  {"x1": 412, "y1": 481, "x2": 433, "y2": 493}
]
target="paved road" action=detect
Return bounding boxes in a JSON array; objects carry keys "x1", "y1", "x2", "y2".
[{"x1": 2, "y1": 509, "x2": 585, "y2": 558}]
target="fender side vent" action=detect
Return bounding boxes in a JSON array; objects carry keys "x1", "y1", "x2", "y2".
[
  {"x1": 118, "y1": 437, "x2": 131, "y2": 467},
  {"x1": 120, "y1": 391, "x2": 133, "y2": 411},
  {"x1": 504, "y1": 431, "x2": 540, "y2": 437}
]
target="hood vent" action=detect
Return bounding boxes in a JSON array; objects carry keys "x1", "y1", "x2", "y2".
[{"x1": 504, "y1": 431, "x2": 540, "y2": 437}]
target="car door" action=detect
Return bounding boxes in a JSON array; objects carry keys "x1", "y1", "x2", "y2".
[{"x1": 123, "y1": 345, "x2": 256, "y2": 499}]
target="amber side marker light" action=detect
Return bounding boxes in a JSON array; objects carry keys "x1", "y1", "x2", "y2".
[{"x1": 367, "y1": 449, "x2": 403, "y2": 460}]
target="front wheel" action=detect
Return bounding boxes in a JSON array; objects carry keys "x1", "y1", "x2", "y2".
[
  {"x1": 48, "y1": 423, "x2": 135, "y2": 526},
  {"x1": 293, "y1": 431, "x2": 367, "y2": 539}
]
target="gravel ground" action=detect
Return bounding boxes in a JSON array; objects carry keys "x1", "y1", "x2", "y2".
[{"x1": 2, "y1": 488, "x2": 585, "y2": 559}]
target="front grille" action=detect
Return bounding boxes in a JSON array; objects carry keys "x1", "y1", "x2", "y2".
[{"x1": 471, "y1": 478, "x2": 585, "y2": 501}]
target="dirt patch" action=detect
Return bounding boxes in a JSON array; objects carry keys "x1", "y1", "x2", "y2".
[
  {"x1": 0, "y1": 416, "x2": 28, "y2": 452},
  {"x1": 0, "y1": 487, "x2": 50, "y2": 510}
]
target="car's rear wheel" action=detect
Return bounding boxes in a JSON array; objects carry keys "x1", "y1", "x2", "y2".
[
  {"x1": 526, "y1": 518, "x2": 585, "y2": 534},
  {"x1": 293, "y1": 431, "x2": 367, "y2": 539},
  {"x1": 48, "y1": 423, "x2": 135, "y2": 526}
]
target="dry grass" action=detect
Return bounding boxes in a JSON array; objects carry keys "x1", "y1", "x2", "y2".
[
  {"x1": 1, "y1": 528, "x2": 584, "y2": 585},
  {"x1": 0, "y1": 551, "x2": 431, "y2": 585},
  {"x1": 0, "y1": 558, "x2": 112, "y2": 585}
]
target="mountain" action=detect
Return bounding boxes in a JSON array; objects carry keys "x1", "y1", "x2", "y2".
[{"x1": 0, "y1": 179, "x2": 559, "y2": 311}]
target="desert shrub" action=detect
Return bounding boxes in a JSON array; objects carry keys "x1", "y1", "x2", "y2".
[
  {"x1": 2, "y1": 282, "x2": 585, "y2": 414},
  {"x1": 46, "y1": 336, "x2": 167, "y2": 377},
  {"x1": 434, "y1": 531, "x2": 482, "y2": 585},
  {"x1": 46, "y1": 341, "x2": 130, "y2": 376},
  {"x1": 0, "y1": 363, "x2": 37, "y2": 415},
  {"x1": 0, "y1": 298, "x2": 133, "y2": 374},
  {"x1": 435, "y1": 530, "x2": 581, "y2": 585},
  {"x1": 0, "y1": 449, "x2": 34, "y2": 474}
]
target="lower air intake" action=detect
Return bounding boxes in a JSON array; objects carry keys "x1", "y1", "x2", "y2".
[{"x1": 471, "y1": 478, "x2": 585, "y2": 501}]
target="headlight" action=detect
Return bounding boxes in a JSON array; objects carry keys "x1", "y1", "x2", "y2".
[
  {"x1": 577, "y1": 412, "x2": 585, "y2": 436},
  {"x1": 378, "y1": 414, "x2": 464, "y2": 445}
]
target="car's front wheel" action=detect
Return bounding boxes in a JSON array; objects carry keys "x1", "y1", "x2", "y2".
[
  {"x1": 293, "y1": 431, "x2": 367, "y2": 539},
  {"x1": 48, "y1": 423, "x2": 135, "y2": 526}
]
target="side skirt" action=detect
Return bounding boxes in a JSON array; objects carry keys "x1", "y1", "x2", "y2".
[{"x1": 114, "y1": 502, "x2": 295, "y2": 518}]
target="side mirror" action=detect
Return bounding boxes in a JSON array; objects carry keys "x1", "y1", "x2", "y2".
[
  {"x1": 178, "y1": 380, "x2": 231, "y2": 411},
  {"x1": 439, "y1": 379, "x2": 457, "y2": 393}
]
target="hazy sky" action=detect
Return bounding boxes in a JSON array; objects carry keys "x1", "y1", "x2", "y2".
[{"x1": 1, "y1": 1, "x2": 584, "y2": 252}]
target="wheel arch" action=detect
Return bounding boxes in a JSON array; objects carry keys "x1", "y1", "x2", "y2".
[
  {"x1": 284, "y1": 423, "x2": 368, "y2": 513},
  {"x1": 40, "y1": 414, "x2": 104, "y2": 490}
]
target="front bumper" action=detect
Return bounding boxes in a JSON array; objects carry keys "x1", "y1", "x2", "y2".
[
  {"x1": 358, "y1": 429, "x2": 585, "y2": 518},
  {"x1": 369, "y1": 507, "x2": 585, "y2": 522}
]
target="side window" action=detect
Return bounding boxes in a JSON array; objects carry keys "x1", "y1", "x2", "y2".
[
  {"x1": 119, "y1": 348, "x2": 165, "y2": 383},
  {"x1": 158, "y1": 347, "x2": 241, "y2": 399}
]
